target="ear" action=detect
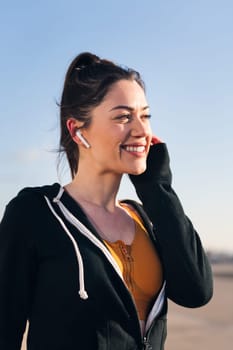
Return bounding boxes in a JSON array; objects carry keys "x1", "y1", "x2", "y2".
[{"x1": 66, "y1": 118, "x2": 83, "y2": 145}]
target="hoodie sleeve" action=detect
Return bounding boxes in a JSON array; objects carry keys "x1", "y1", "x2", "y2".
[
  {"x1": 0, "y1": 195, "x2": 37, "y2": 350},
  {"x1": 129, "y1": 143, "x2": 213, "y2": 307}
]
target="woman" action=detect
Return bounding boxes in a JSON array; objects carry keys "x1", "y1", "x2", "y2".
[{"x1": 0, "y1": 52, "x2": 213, "y2": 350}]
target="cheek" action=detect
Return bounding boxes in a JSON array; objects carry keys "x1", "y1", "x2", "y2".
[
  {"x1": 147, "y1": 125, "x2": 153, "y2": 143},
  {"x1": 87, "y1": 123, "x2": 128, "y2": 150},
  {"x1": 147, "y1": 122, "x2": 152, "y2": 134},
  {"x1": 101, "y1": 126, "x2": 125, "y2": 145},
  {"x1": 90, "y1": 132, "x2": 118, "y2": 152}
]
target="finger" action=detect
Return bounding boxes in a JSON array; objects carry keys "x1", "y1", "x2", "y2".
[{"x1": 151, "y1": 135, "x2": 162, "y2": 145}]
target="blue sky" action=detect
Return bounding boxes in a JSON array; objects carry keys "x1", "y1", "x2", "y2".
[{"x1": 0, "y1": 0, "x2": 232, "y2": 252}]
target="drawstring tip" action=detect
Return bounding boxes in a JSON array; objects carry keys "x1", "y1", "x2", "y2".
[{"x1": 79, "y1": 290, "x2": 88, "y2": 300}]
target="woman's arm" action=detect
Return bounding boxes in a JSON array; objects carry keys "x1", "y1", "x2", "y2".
[
  {"x1": 0, "y1": 196, "x2": 37, "y2": 349},
  {"x1": 129, "y1": 142, "x2": 213, "y2": 307}
]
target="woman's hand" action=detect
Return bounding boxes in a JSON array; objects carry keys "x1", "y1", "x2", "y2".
[{"x1": 129, "y1": 137, "x2": 172, "y2": 185}]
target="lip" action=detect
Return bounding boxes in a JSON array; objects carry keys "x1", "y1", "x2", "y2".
[{"x1": 120, "y1": 143, "x2": 148, "y2": 155}]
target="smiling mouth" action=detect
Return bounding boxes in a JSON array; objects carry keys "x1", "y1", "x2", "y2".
[{"x1": 120, "y1": 145, "x2": 146, "y2": 153}]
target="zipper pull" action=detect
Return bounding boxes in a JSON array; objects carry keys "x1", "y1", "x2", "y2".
[{"x1": 143, "y1": 337, "x2": 152, "y2": 350}]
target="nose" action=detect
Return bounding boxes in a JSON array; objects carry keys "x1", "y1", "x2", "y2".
[{"x1": 131, "y1": 116, "x2": 151, "y2": 137}]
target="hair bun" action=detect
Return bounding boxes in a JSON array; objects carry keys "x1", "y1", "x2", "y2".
[{"x1": 75, "y1": 52, "x2": 100, "y2": 70}]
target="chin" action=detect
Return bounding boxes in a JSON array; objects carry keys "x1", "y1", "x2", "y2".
[{"x1": 128, "y1": 166, "x2": 146, "y2": 176}]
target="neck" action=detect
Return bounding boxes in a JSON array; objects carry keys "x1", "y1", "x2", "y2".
[{"x1": 65, "y1": 168, "x2": 122, "y2": 212}]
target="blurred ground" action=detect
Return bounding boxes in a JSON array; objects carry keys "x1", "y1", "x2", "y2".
[{"x1": 166, "y1": 264, "x2": 233, "y2": 349}]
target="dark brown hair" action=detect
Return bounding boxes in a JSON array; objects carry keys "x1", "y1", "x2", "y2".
[{"x1": 59, "y1": 52, "x2": 145, "y2": 178}]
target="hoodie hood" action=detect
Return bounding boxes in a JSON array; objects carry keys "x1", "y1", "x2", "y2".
[{"x1": 17, "y1": 183, "x2": 61, "y2": 201}]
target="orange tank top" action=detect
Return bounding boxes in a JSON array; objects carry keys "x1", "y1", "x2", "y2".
[{"x1": 104, "y1": 203, "x2": 163, "y2": 321}]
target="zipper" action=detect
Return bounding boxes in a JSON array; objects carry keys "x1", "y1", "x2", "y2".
[
  {"x1": 144, "y1": 282, "x2": 166, "y2": 333},
  {"x1": 141, "y1": 283, "x2": 166, "y2": 349},
  {"x1": 142, "y1": 336, "x2": 153, "y2": 350},
  {"x1": 142, "y1": 321, "x2": 154, "y2": 349}
]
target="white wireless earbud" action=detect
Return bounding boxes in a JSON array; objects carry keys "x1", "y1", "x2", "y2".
[{"x1": 75, "y1": 130, "x2": 91, "y2": 149}]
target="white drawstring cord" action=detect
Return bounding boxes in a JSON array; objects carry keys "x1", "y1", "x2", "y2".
[
  {"x1": 53, "y1": 198, "x2": 123, "y2": 278},
  {"x1": 53, "y1": 186, "x2": 64, "y2": 203},
  {"x1": 44, "y1": 186, "x2": 123, "y2": 300},
  {"x1": 44, "y1": 195, "x2": 88, "y2": 300}
]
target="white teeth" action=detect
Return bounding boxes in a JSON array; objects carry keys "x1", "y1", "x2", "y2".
[{"x1": 124, "y1": 146, "x2": 145, "y2": 152}]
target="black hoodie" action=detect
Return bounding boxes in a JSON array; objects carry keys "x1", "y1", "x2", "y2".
[{"x1": 0, "y1": 143, "x2": 213, "y2": 350}]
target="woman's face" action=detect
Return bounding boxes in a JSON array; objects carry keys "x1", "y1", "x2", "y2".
[{"x1": 80, "y1": 79, "x2": 152, "y2": 176}]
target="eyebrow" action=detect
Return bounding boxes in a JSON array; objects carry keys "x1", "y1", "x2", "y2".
[{"x1": 109, "y1": 105, "x2": 149, "y2": 112}]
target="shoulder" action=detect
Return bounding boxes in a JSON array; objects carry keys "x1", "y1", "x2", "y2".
[
  {"x1": 2, "y1": 183, "x2": 60, "y2": 223},
  {"x1": 16, "y1": 182, "x2": 61, "y2": 201},
  {"x1": 0, "y1": 183, "x2": 62, "y2": 245}
]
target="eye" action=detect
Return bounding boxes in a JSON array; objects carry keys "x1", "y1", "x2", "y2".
[
  {"x1": 114, "y1": 114, "x2": 133, "y2": 123},
  {"x1": 141, "y1": 114, "x2": 152, "y2": 120}
]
